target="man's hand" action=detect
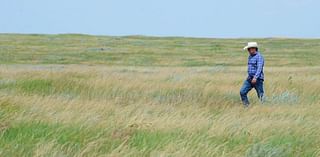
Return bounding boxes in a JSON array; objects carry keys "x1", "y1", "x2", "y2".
[{"x1": 251, "y1": 78, "x2": 257, "y2": 84}]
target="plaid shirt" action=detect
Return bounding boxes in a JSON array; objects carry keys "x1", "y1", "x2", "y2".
[{"x1": 248, "y1": 52, "x2": 264, "y2": 80}]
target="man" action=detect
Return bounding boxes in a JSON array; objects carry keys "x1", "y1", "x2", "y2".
[{"x1": 240, "y1": 42, "x2": 265, "y2": 107}]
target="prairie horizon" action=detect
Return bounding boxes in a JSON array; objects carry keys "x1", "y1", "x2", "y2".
[{"x1": 0, "y1": 34, "x2": 319, "y2": 156}]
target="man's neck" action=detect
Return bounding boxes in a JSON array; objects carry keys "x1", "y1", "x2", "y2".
[{"x1": 250, "y1": 51, "x2": 258, "y2": 56}]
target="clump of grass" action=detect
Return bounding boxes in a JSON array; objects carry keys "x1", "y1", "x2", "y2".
[
  {"x1": 269, "y1": 91, "x2": 299, "y2": 105},
  {"x1": 246, "y1": 143, "x2": 292, "y2": 157},
  {"x1": 18, "y1": 79, "x2": 54, "y2": 96}
]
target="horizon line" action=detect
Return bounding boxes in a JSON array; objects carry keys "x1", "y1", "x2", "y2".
[{"x1": 1, "y1": 32, "x2": 320, "y2": 40}]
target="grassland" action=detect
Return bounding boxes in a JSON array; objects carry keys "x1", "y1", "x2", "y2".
[{"x1": 0, "y1": 34, "x2": 319, "y2": 157}]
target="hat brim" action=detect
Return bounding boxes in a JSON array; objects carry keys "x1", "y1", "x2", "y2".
[{"x1": 243, "y1": 46, "x2": 258, "y2": 51}]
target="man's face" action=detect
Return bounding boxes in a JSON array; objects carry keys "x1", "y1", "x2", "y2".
[{"x1": 248, "y1": 47, "x2": 257, "y2": 55}]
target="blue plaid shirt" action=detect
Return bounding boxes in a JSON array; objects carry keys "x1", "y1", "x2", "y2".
[{"x1": 248, "y1": 52, "x2": 264, "y2": 80}]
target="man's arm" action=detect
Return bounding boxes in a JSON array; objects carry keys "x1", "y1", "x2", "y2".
[{"x1": 254, "y1": 55, "x2": 264, "y2": 79}]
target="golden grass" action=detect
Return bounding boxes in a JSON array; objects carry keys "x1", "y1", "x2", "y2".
[
  {"x1": 1, "y1": 34, "x2": 320, "y2": 156},
  {"x1": 0, "y1": 64, "x2": 319, "y2": 156}
]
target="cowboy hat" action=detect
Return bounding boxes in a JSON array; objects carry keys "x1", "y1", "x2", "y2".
[{"x1": 243, "y1": 42, "x2": 258, "y2": 50}]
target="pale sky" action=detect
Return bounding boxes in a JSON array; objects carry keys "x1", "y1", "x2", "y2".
[{"x1": 1, "y1": 0, "x2": 319, "y2": 38}]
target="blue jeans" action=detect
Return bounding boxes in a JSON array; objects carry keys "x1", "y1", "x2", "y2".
[{"x1": 240, "y1": 77, "x2": 264, "y2": 106}]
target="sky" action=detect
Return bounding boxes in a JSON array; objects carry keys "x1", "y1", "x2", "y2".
[{"x1": 1, "y1": 0, "x2": 320, "y2": 38}]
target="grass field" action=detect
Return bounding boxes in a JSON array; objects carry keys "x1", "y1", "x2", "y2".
[{"x1": 0, "y1": 34, "x2": 320, "y2": 157}]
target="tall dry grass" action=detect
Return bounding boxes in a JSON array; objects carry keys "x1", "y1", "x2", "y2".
[{"x1": 0, "y1": 64, "x2": 319, "y2": 156}]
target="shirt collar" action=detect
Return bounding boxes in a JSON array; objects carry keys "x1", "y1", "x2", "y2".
[{"x1": 250, "y1": 52, "x2": 259, "y2": 57}]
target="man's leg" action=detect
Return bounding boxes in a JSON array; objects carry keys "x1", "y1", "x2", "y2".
[
  {"x1": 254, "y1": 79, "x2": 264, "y2": 103},
  {"x1": 240, "y1": 80, "x2": 253, "y2": 106}
]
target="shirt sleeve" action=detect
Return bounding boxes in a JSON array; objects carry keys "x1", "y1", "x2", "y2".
[{"x1": 254, "y1": 55, "x2": 264, "y2": 79}]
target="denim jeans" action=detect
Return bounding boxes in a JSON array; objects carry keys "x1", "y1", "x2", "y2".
[{"x1": 240, "y1": 77, "x2": 264, "y2": 106}]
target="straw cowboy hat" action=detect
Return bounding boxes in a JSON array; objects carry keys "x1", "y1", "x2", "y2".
[{"x1": 243, "y1": 42, "x2": 258, "y2": 50}]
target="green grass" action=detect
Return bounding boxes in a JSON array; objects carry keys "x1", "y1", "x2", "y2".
[
  {"x1": 0, "y1": 122, "x2": 123, "y2": 156},
  {"x1": 1, "y1": 34, "x2": 320, "y2": 66},
  {"x1": 0, "y1": 34, "x2": 319, "y2": 156}
]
